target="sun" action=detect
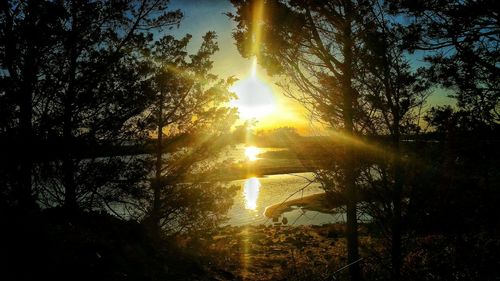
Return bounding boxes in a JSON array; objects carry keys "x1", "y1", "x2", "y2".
[
  {"x1": 244, "y1": 146, "x2": 260, "y2": 161},
  {"x1": 229, "y1": 58, "x2": 276, "y2": 120}
]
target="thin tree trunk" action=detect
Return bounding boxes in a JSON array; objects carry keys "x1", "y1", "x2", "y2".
[
  {"x1": 63, "y1": 2, "x2": 78, "y2": 211},
  {"x1": 19, "y1": 61, "x2": 34, "y2": 209},
  {"x1": 18, "y1": 0, "x2": 38, "y2": 209},
  {"x1": 342, "y1": 5, "x2": 361, "y2": 280},
  {"x1": 151, "y1": 92, "x2": 164, "y2": 232},
  {"x1": 391, "y1": 123, "x2": 403, "y2": 281},
  {"x1": 345, "y1": 163, "x2": 361, "y2": 281},
  {"x1": 381, "y1": 37, "x2": 403, "y2": 280}
]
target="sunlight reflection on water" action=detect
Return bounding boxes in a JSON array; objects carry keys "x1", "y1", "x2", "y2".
[
  {"x1": 243, "y1": 177, "x2": 261, "y2": 210},
  {"x1": 226, "y1": 173, "x2": 335, "y2": 226}
]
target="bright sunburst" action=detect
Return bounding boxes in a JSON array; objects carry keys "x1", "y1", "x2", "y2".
[
  {"x1": 244, "y1": 146, "x2": 260, "y2": 161},
  {"x1": 230, "y1": 58, "x2": 276, "y2": 120}
]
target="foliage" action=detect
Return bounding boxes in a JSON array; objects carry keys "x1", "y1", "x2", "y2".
[
  {"x1": 389, "y1": 0, "x2": 500, "y2": 124},
  {"x1": 0, "y1": 0, "x2": 239, "y2": 236},
  {"x1": 139, "y1": 30, "x2": 238, "y2": 235}
]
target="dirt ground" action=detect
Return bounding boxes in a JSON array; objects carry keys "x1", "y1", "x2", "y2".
[{"x1": 197, "y1": 224, "x2": 368, "y2": 281}]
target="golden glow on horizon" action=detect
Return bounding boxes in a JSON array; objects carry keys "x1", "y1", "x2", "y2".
[
  {"x1": 244, "y1": 146, "x2": 260, "y2": 161},
  {"x1": 243, "y1": 177, "x2": 260, "y2": 210}
]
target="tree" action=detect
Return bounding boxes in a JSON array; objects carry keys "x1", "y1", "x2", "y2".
[
  {"x1": 389, "y1": 0, "x2": 500, "y2": 125},
  {"x1": 357, "y1": 2, "x2": 429, "y2": 279},
  {"x1": 143, "y1": 31, "x2": 238, "y2": 235},
  {"x1": 50, "y1": 0, "x2": 182, "y2": 212},
  {"x1": 1, "y1": 0, "x2": 238, "y2": 236},
  {"x1": 229, "y1": 1, "x2": 375, "y2": 279},
  {"x1": 1, "y1": 0, "x2": 183, "y2": 211},
  {"x1": 0, "y1": 0, "x2": 62, "y2": 209}
]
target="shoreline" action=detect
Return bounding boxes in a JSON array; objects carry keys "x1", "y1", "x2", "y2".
[
  {"x1": 214, "y1": 166, "x2": 314, "y2": 181},
  {"x1": 264, "y1": 192, "x2": 344, "y2": 219}
]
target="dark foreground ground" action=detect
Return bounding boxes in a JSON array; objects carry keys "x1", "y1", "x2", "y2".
[{"x1": 3, "y1": 208, "x2": 499, "y2": 281}]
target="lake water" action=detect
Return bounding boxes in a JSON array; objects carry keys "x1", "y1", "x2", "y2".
[
  {"x1": 225, "y1": 172, "x2": 348, "y2": 226},
  {"x1": 223, "y1": 145, "x2": 347, "y2": 226}
]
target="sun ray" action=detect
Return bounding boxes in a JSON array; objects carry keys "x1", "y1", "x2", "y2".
[
  {"x1": 251, "y1": 0, "x2": 264, "y2": 56},
  {"x1": 251, "y1": 57, "x2": 258, "y2": 77}
]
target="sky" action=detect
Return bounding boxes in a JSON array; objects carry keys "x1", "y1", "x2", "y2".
[
  {"x1": 167, "y1": 0, "x2": 313, "y2": 133},
  {"x1": 166, "y1": 0, "x2": 455, "y2": 134}
]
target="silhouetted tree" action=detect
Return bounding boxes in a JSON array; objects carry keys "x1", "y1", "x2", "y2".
[
  {"x1": 142, "y1": 31, "x2": 238, "y2": 235},
  {"x1": 357, "y1": 2, "x2": 430, "y2": 279},
  {"x1": 1, "y1": 0, "x2": 183, "y2": 212},
  {"x1": 376, "y1": 3, "x2": 500, "y2": 279},
  {"x1": 390, "y1": 0, "x2": 500, "y2": 236},
  {"x1": 389, "y1": 0, "x2": 499, "y2": 125},
  {"x1": 0, "y1": 0, "x2": 63, "y2": 209},
  {"x1": 229, "y1": 1, "x2": 378, "y2": 279},
  {"x1": 50, "y1": 0, "x2": 182, "y2": 212}
]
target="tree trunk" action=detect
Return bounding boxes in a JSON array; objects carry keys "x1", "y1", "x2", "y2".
[
  {"x1": 151, "y1": 92, "x2": 164, "y2": 233},
  {"x1": 382, "y1": 41, "x2": 403, "y2": 280},
  {"x1": 17, "y1": 0, "x2": 38, "y2": 209},
  {"x1": 391, "y1": 128, "x2": 403, "y2": 281},
  {"x1": 62, "y1": 155, "x2": 77, "y2": 211},
  {"x1": 19, "y1": 60, "x2": 34, "y2": 209},
  {"x1": 345, "y1": 165, "x2": 361, "y2": 281},
  {"x1": 63, "y1": 2, "x2": 78, "y2": 212},
  {"x1": 342, "y1": 5, "x2": 361, "y2": 280}
]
